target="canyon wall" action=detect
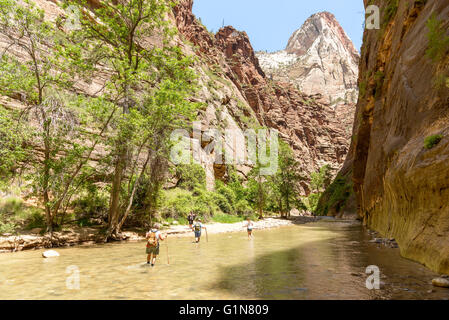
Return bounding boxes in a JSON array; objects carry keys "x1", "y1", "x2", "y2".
[
  {"x1": 174, "y1": 0, "x2": 353, "y2": 189},
  {"x1": 0, "y1": 0, "x2": 354, "y2": 193},
  {"x1": 344, "y1": 0, "x2": 449, "y2": 274}
]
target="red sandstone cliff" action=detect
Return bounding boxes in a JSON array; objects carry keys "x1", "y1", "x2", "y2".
[{"x1": 174, "y1": 0, "x2": 353, "y2": 187}]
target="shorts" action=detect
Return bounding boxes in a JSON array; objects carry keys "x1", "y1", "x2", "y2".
[
  {"x1": 146, "y1": 245, "x2": 159, "y2": 255},
  {"x1": 247, "y1": 228, "x2": 253, "y2": 232},
  {"x1": 194, "y1": 231, "x2": 201, "y2": 238}
]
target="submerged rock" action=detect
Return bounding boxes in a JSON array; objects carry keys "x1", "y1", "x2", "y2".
[
  {"x1": 432, "y1": 278, "x2": 449, "y2": 288},
  {"x1": 368, "y1": 237, "x2": 399, "y2": 248},
  {"x1": 42, "y1": 250, "x2": 60, "y2": 258}
]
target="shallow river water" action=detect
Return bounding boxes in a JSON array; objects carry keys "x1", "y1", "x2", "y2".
[{"x1": 0, "y1": 220, "x2": 448, "y2": 300}]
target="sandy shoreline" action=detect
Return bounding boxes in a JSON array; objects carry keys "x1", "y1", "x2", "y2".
[{"x1": 0, "y1": 216, "x2": 319, "y2": 253}]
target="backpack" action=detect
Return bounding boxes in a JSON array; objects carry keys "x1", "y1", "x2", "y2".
[
  {"x1": 147, "y1": 231, "x2": 158, "y2": 247},
  {"x1": 194, "y1": 223, "x2": 201, "y2": 232}
]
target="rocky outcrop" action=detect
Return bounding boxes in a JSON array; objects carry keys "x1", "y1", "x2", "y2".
[
  {"x1": 432, "y1": 277, "x2": 449, "y2": 288},
  {"x1": 0, "y1": 0, "x2": 353, "y2": 192},
  {"x1": 0, "y1": 227, "x2": 104, "y2": 252},
  {"x1": 173, "y1": 1, "x2": 353, "y2": 183},
  {"x1": 0, "y1": 0, "x2": 253, "y2": 190},
  {"x1": 344, "y1": 0, "x2": 449, "y2": 274},
  {"x1": 256, "y1": 12, "x2": 360, "y2": 106},
  {"x1": 256, "y1": 12, "x2": 358, "y2": 161}
]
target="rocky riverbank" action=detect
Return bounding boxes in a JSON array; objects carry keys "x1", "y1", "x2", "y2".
[{"x1": 0, "y1": 216, "x2": 318, "y2": 253}]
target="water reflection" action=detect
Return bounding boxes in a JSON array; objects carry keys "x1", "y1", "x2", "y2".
[
  {"x1": 212, "y1": 222, "x2": 448, "y2": 300},
  {"x1": 0, "y1": 221, "x2": 448, "y2": 300}
]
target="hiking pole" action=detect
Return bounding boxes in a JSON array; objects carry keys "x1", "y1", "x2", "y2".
[
  {"x1": 205, "y1": 228, "x2": 208, "y2": 243},
  {"x1": 166, "y1": 235, "x2": 170, "y2": 264}
]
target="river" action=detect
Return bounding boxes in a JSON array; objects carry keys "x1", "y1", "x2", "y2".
[{"x1": 0, "y1": 220, "x2": 448, "y2": 300}]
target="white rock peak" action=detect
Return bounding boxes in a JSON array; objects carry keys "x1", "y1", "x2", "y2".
[{"x1": 256, "y1": 11, "x2": 360, "y2": 106}]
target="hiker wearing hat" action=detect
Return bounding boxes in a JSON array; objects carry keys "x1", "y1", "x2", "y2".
[
  {"x1": 193, "y1": 218, "x2": 207, "y2": 243},
  {"x1": 187, "y1": 211, "x2": 196, "y2": 230},
  {"x1": 145, "y1": 223, "x2": 167, "y2": 266}
]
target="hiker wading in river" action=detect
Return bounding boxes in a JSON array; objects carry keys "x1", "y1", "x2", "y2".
[
  {"x1": 146, "y1": 223, "x2": 167, "y2": 266},
  {"x1": 245, "y1": 218, "x2": 254, "y2": 239},
  {"x1": 187, "y1": 212, "x2": 196, "y2": 230},
  {"x1": 193, "y1": 218, "x2": 207, "y2": 243}
]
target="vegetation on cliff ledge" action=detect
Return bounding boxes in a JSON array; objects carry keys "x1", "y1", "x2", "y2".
[
  {"x1": 424, "y1": 134, "x2": 443, "y2": 149},
  {"x1": 425, "y1": 13, "x2": 449, "y2": 90}
]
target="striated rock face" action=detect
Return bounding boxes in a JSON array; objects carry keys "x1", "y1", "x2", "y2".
[
  {"x1": 256, "y1": 12, "x2": 360, "y2": 106},
  {"x1": 345, "y1": 0, "x2": 449, "y2": 274},
  {"x1": 174, "y1": 1, "x2": 353, "y2": 185},
  {"x1": 0, "y1": 0, "x2": 353, "y2": 193}
]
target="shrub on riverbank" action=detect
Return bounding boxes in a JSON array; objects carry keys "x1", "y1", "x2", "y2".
[
  {"x1": 314, "y1": 173, "x2": 353, "y2": 216},
  {"x1": 158, "y1": 168, "x2": 260, "y2": 224},
  {"x1": 161, "y1": 188, "x2": 220, "y2": 219},
  {"x1": 159, "y1": 187, "x2": 254, "y2": 223},
  {"x1": 0, "y1": 196, "x2": 45, "y2": 234}
]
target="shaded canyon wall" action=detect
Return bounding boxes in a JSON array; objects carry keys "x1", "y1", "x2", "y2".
[{"x1": 334, "y1": 0, "x2": 449, "y2": 274}]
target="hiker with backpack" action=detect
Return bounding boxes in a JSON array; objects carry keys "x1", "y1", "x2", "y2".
[
  {"x1": 193, "y1": 218, "x2": 207, "y2": 243},
  {"x1": 145, "y1": 223, "x2": 167, "y2": 266},
  {"x1": 187, "y1": 212, "x2": 196, "y2": 230}
]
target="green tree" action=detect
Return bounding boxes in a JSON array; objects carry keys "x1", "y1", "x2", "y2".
[
  {"x1": 0, "y1": 107, "x2": 30, "y2": 188},
  {"x1": 175, "y1": 163, "x2": 206, "y2": 191},
  {"x1": 65, "y1": 0, "x2": 199, "y2": 237},
  {"x1": 226, "y1": 167, "x2": 247, "y2": 203},
  {"x1": 215, "y1": 180, "x2": 237, "y2": 213},
  {"x1": 310, "y1": 164, "x2": 333, "y2": 193},
  {"x1": 0, "y1": 0, "x2": 112, "y2": 232},
  {"x1": 247, "y1": 164, "x2": 267, "y2": 219},
  {"x1": 268, "y1": 142, "x2": 304, "y2": 217}
]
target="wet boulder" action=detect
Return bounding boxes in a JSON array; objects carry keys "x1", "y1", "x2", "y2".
[
  {"x1": 432, "y1": 278, "x2": 449, "y2": 288},
  {"x1": 42, "y1": 250, "x2": 60, "y2": 258}
]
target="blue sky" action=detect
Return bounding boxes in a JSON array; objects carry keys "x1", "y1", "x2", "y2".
[{"x1": 192, "y1": 0, "x2": 365, "y2": 52}]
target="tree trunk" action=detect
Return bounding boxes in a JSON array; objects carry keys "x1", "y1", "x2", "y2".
[
  {"x1": 107, "y1": 144, "x2": 127, "y2": 238},
  {"x1": 279, "y1": 198, "x2": 284, "y2": 218},
  {"x1": 107, "y1": 88, "x2": 131, "y2": 239},
  {"x1": 117, "y1": 148, "x2": 151, "y2": 233},
  {"x1": 42, "y1": 113, "x2": 52, "y2": 233},
  {"x1": 43, "y1": 160, "x2": 52, "y2": 232},
  {"x1": 143, "y1": 155, "x2": 165, "y2": 224},
  {"x1": 257, "y1": 176, "x2": 264, "y2": 219}
]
